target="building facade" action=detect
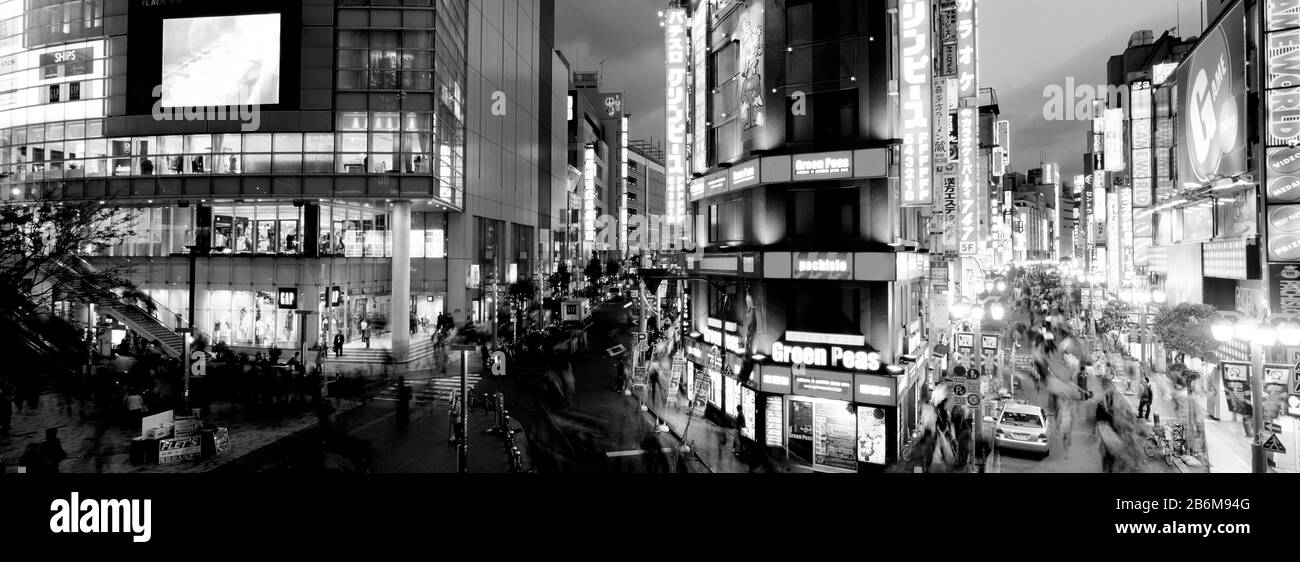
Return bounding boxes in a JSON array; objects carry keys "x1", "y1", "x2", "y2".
[
  {"x1": 0, "y1": 0, "x2": 561, "y2": 361},
  {"x1": 679, "y1": 0, "x2": 927, "y2": 473}
]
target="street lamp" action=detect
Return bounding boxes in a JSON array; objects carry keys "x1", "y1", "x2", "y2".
[
  {"x1": 996, "y1": 280, "x2": 1007, "y2": 293},
  {"x1": 952, "y1": 300, "x2": 971, "y2": 320},
  {"x1": 990, "y1": 302, "x2": 1006, "y2": 321},
  {"x1": 1151, "y1": 289, "x2": 1167, "y2": 305},
  {"x1": 1211, "y1": 316, "x2": 1271, "y2": 473}
]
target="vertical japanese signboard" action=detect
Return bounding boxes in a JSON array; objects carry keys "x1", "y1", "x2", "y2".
[
  {"x1": 1120, "y1": 187, "x2": 1134, "y2": 277},
  {"x1": 900, "y1": 0, "x2": 932, "y2": 206},
  {"x1": 1265, "y1": 1, "x2": 1300, "y2": 262},
  {"x1": 958, "y1": 107, "x2": 978, "y2": 255},
  {"x1": 933, "y1": 79, "x2": 949, "y2": 165},
  {"x1": 664, "y1": 7, "x2": 689, "y2": 225},
  {"x1": 956, "y1": 0, "x2": 977, "y2": 99},
  {"x1": 1130, "y1": 80, "x2": 1153, "y2": 208},
  {"x1": 1104, "y1": 108, "x2": 1126, "y2": 172},
  {"x1": 943, "y1": 174, "x2": 958, "y2": 249},
  {"x1": 692, "y1": 3, "x2": 708, "y2": 176}
]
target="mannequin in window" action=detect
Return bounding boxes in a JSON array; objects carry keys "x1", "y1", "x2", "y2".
[
  {"x1": 285, "y1": 233, "x2": 297, "y2": 253},
  {"x1": 229, "y1": 154, "x2": 238, "y2": 174},
  {"x1": 192, "y1": 156, "x2": 204, "y2": 174},
  {"x1": 140, "y1": 158, "x2": 153, "y2": 175}
]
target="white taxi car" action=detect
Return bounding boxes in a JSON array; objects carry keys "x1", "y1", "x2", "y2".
[{"x1": 989, "y1": 402, "x2": 1050, "y2": 456}]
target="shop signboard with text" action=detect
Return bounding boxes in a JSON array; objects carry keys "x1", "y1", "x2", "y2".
[
  {"x1": 792, "y1": 151, "x2": 854, "y2": 181},
  {"x1": 1269, "y1": 264, "x2": 1300, "y2": 317},
  {"x1": 793, "y1": 252, "x2": 852, "y2": 280},
  {"x1": 899, "y1": 0, "x2": 932, "y2": 206},
  {"x1": 791, "y1": 368, "x2": 854, "y2": 401}
]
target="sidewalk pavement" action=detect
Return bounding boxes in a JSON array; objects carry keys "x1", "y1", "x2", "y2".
[
  {"x1": 0, "y1": 350, "x2": 529, "y2": 473},
  {"x1": 0, "y1": 393, "x2": 366, "y2": 473},
  {"x1": 1100, "y1": 344, "x2": 1300, "y2": 474}
]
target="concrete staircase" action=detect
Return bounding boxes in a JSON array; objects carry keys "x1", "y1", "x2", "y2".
[
  {"x1": 321, "y1": 337, "x2": 438, "y2": 364},
  {"x1": 47, "y1": 256, "x2": 190, "y2": 360},
  {"x1": 95, "y1": 298, "x2": 186, "y2": 358}
]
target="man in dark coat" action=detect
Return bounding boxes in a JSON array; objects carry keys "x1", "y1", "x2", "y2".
[
  {"x1": 40, "y1": 428, "x2": 68, "y2": 474},
  {"x1": 333, "y1": 332, "x2": 345, "y2": 358}
]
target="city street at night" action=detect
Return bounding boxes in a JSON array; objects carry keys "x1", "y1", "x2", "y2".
[{"x1": 2, "y1": 0, "x2": 1299, "y2": 550}]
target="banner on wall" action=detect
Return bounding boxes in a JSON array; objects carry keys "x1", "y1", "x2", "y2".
[{"x1": 1175, "y1": 1, "x2": 1246, "y2": 186}]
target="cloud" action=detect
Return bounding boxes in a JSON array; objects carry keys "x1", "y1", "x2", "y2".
[{"x1": 557, "y1": 0, "x2": 667, "y2": 144}]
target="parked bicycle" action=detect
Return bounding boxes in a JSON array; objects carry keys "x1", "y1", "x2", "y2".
[{"x1": 1143, "y1": 422, "x2": 1187, "y2": 467}]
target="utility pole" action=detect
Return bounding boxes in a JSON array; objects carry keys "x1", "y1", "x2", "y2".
[{"x1": 183, "y1": 243, "x2": 199, "y2": 409}]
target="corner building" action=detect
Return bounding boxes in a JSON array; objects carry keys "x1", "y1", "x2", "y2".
[
  {"x1": 682, "y1": 0, "x2": 930, "y2": 472},
  {"x1": 0, "y1": 0, "x2": 561, "y2": 362}
]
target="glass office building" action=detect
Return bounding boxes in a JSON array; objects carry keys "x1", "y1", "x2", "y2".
[{"x1": 0, "y1": 0, "x2": 491, "y2": 360}]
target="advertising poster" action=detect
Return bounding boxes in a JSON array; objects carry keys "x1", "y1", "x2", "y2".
[
  {"x1": 214, "y1": 427, "x2": 231, "y2": 455},
  {"x1": 1175, "y1": 1, "x2": 1246, "y2": 186},
  {"x1": 856, "y1": 406, "x2": 887, "y2": 465},
  {"x1": 158, "y1": 435, "x2": 202, "y2": 465},
  {"x1": 1221, "y1": 361, "x2": 1251, "y2": 415},
  {"x1": 813, "y1": 400, "x2": 857, "y2": 471},
  {"x1": 737, "y1": 1, "x2": 764, "y2": 133},
  {"x1": 725, "y1": 376, "x2": 740, "y2": 418},
  {"x1": 765, "y1": 396, "x2": 783, "y2": 447},
  {"x1": 691, "y1": 370, "x2": 710, "y2": 417},
  {"x1": 741, "y1": 386, "x2": 756, "y2": 440},
  {"x1": 789, "y1": 399, "x2": 813, "y2": 442},
  {"x1": 1264, "y1": 364, "x2": 1291, "y2": 393}
]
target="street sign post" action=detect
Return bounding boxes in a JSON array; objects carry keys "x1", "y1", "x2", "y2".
[
  {"x1": 956, "y1": 332, "x2": 975, "y2": 355},
  {"x1": 1262, "y1": 433, "x2": 1287, "y2": 454}
]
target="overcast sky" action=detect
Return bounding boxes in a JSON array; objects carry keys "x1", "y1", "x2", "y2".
[{"x1": 557, "y1": 0, "x2": 1206, "y2": 180}]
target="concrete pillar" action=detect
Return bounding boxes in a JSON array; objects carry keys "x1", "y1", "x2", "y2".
[
  {"x1": 192, "y1": 259, "x2": 210, "y2": 345},
  {"x1": 447, "y1": 210, "x2": 472, "y2": 326},
  {"x1": 391, "y1": 201, "x2": 411, "y2": 361}
]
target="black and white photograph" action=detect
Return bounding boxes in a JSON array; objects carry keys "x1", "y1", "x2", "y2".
[{"x1": 0, "y1": 0, "x2": 1295, "y2": 550}]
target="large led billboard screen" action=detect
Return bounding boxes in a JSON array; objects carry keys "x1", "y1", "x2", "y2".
[
  {"x1": 126, "y1": 0, "x2": 300, "y2": 116},
  {"x1": 161, "y1": 14, "x2": 281, "y2": 107}
]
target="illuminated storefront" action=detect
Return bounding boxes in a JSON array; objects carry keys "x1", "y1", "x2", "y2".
[{"x1": 0, "y1": 0, "x2": 523, "y2": 361}]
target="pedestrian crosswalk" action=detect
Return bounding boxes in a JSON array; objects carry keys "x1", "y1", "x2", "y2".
[{"x1": 374, "y1": 374, "x2": 483, "y2": 404}]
